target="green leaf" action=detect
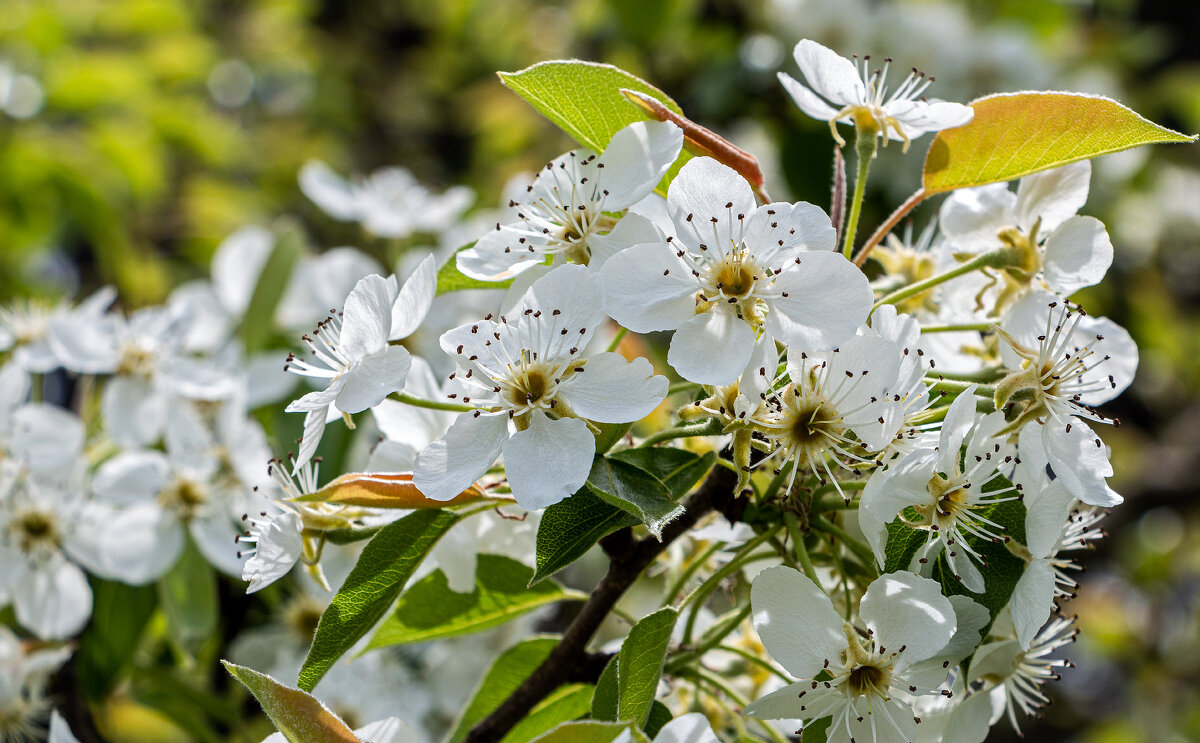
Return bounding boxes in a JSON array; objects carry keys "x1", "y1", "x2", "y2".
[
  {"x1": 158, "y1": 537, "x2": 218, "y2": 656},
  {"x1": 241, "y1": 223, "x2": 300, "y2": 353},
  {"x1": 587, "y1": 456, "x2": 683, "y2": 539},
  {"x1": 608, "y1": 448, "x2": 715, "y2": 500},
  {"x1": 498, "y1": 61, "x2": 692, "y2": 192},
  {"x1": 222, "y1": 662, "x2": 360, "y2": 743},
  {"x1": 530, "y1": 721, "x2": 648, "y2": 743},
  {"x1": 642, "y1": 700, "x2": 673, "y2": 738},
  {"x1": 298, "y1": 509, "x2": 460, "y2": 691},
  {"x1": 616, "y1": 607, "x2": 678, "y2": 725},
  {"x1": 501, "y1": 684, "x2": 594, "y2": 743},
  {"x1": 593, "y1": 422, "x2": 632, "y2": 455},
  {"x1": 437, "y1": 242, "x2": 514, "y2": 294},
  {"x1": 450, "y1": 636, "x2": 559, "y2": 743},
  {"x1": 590, "y1": 656, "x2": 619, "y2": 721},
  {"x1": 367, "y1": 554, "x2": 586, "y2": 648},
  {"x1": 881, "y1": 473, "x2": 1027, "y2": 632},
  {"x1": 531, "y1": 487, "x2": 640, "y2": 586},
  {"x1": 923, "y1": 92, "x2": 1197, "y2": 195},
  {"x1": 76, "y1": 579, "x2": 158, "y2": 700},
  {"x1": 801, "y1": 716, "x2": 831, "y2": 743}
]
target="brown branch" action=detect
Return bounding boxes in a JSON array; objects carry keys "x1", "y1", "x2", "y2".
[
  {"x1": 463, "y1": 464, "x2": 738, "y2": 743},
  {"x1": 852, "y1": 188, "x2": 929, "y2": 267}
]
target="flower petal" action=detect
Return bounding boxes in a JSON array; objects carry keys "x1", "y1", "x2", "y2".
[
  {"x1": 668, "y1": 308, "x2": 756, "y2": 386},
  {"x1": 299, "y1": 160, "x2": 360, "y2": 221},
  {"x1": 751, "y1": 566, "x2": 845, "y2": 679},
  {"x1": 335, "y1": 345, "x2": 412, "y2": 414},
  {"x1": 667, "y1": 158, "x2": 755, "y2": 255},
  {"x1": 340, "y1": 274, "x2": 397, "y2": 360},
  {"x1": 598, "y1": 243, "x2": 696, "y2": 333},
  {"x1": 413, "y1": 412, "x2": 508, "y2": 502},
  {"x1": 66, "y1": 502, "x2": 183, "y2": 585},
  {"x1": 1015, "y1": 160, "x2": 1090, "y2": 234},
  {"x1": 92, "y1": 450, "x2": 171, "y2": 505},
  {"x1": 212, "y1": 225, "x2": 274, "y2": 316},
  {"x1": 860, "y1": 571, "x2": 956, "y2": 663},
  {"x1": 938, "y1": 184, "x2": 1016, "y2": 250},
  {"x1": 102, "y1": 376, "x2": 165, "y2": 448},
  {"x1": 586, "y1": 212, "x2": 664, "y2": 270},
  {"x1": 595, "y1": 121, "x2": 683, "y2": 211},
  {"x1": 1011, "y1": 558, "x2": 1055, "y2": 649},
  {"x1": 456, "y1": 225, "x2": 550, "y2": 281},
  {"x1": 243, "y1": 511, "x2": 304, "y2": 593},
  {"x1": 778, "y1": 71, "x2": 840, "y2": 121},
  {"x1": 1042, "y1": 421, "x2": 1121, "y2": 507},
  {"x1": 13, "y1": 555, "x2": 92, "y2": 640},
  {"x1": 745, "y1": 200, "x2": 836, "y2": 266},
  {"x1": 557, "y1": 352, "x2": 666, "y2": 424},
  {"x1": 511, "y1": 264, "x2": 607, "y2": 350},
  {"x1": 1042, "y1": 215, "x2": 1112, "y2": 295},
  {"x1": 792, "y1": 39, "x2": 865, "y2": 108},
  {"x1": 654, "y1": 713, "x2": 720, "y2": 743},
  {"x1": 9, "y1": 403, "x2": 85, "y2": 472},
  {"x1": 502, "y1": 413, "x2": 593, "y2": 510},
  {"x1": 389, "y1": 254, "x2": 437, "y2": 340},
  {"x1": 764, "y1": 251, "x2": 872, "y2": 351}
]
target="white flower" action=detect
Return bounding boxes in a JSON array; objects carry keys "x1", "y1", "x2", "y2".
[
  {"x1": 367, "y1": 357, "x2": 458, "y2": 472},
  {"x1": 751, "y1": 327, "x2": 904, "y2": 496},
  {"x1": 0, "y1": 459, "x2": 94, "y2": 640},
  {"x1": 614, "y1": 713, "x2": 720, "y2": 743},
  {"x1": 262, "y1": 716, "x2": 419, "y2": 743},
  {"x1": 967, "y1": 616, "x2": 1077, "y2": 735},
  {"x1": 600, "y1": 156, "x2": 872, "y2": 385},
  {"x1": 778, "y1": 39, "x2": 973, "y2": 149},
  {"x1": 413, "y1": 265, "x2": 668, "y2": 510},
  {"x1": 744, "y1": 567, "x2": 956, "y2": 743},
  {"x1": 457, "y1": 121, "x2": 683, "y2": 280},
  {"x1": 860, "y1": 388, "x2": 1017, "y2": 593},
  {"x1": 0, "y1": 626, "x2": 73, "y2": 742},
  {"x1": 869, "y1": 305, "x2": 940, "y2": 459},
  {"x1": 0, "y1": 288, "x2": 115, "y2": 372},
  {"x1": 940, "y1": 161, "x2": 1113, "y2": 302},
  {"x1": 301, "y1": 159, "x2": 472, "y2": 239},
  {"x1": 275, "y1": 247, "x2": 387, "y2": 332},
  {"x1": 285, "y1": 258, "x2": 436, "y2": 468}
]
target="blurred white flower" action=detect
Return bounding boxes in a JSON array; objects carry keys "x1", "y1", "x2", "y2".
[{"x1": 0, "y1": 626, "x2": 72, "y2": 741}]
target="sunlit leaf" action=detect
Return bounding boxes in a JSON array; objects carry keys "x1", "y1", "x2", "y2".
[{"x1": 223, "y1": 662, "x2": 360, "y2": 743}]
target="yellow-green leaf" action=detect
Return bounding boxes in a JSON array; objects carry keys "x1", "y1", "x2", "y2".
[
  {"x1": 222, "y1": 662, "x2": 360, "y2": 743},
  {"x1": 923, "y1": 91, "x2": 1197, "y2": 194},
  {"x1": 294, "y1": 471, "x2": 484, "y2": 509}
]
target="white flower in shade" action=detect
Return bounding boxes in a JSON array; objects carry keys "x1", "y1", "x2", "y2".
[
  {"x1": 940, "y1": 161, "x2": 1113, "y2": 303},
  {"x1": 48, "y1": 711, "x2": 83, "y2": 743},
  {"x1": 285, "y1": 258, "x2": 436, "y2": 468},
  {"x1": 614, "y1": 713, "x2": 720, "y2": 743},
  {"x1": 0, "y1": 287, "x2": 115, "y2": 373},
  {"x1": 869, "y1": 305, "x2": 940, "y2": 458},
  {"x1": 860, "y1": 388, "x2": 1018, "y2": 593},
  {"x1": 744, "y1": 567, "x2": 956, "y2": 743},
  {"x1": 0, "y1": 366, "x2": 87, "y2": 476},
  {"x1": 778, "y1": 39, "x2": 973, "y2": 149},
  {"x1": 1005, "y1": 477, "x2": 1104, "y2": 649},
  {"x1": 600, "y1": 157, "x2": 872, "y2": 385},
  {"x1": 275, "y1": 247, "x2": 386, "y2": 332},
  {"x1": 414, "y1": 265, "x2": 668, "y2": 510},
  {"x1": 301, "y1": 159, "x2": 472, "y2": 239},
  {"x1": 0, "y1": 460, "x2": 94, "y2": 641},
  {"x1": 367, "y1": 357, "x2": 457, "y2": 472},
  {"x1": 457, "y1": 121, "x2": 683, "y2": 281},
  {"x1": 424, "y1": 507, "x2": 539, "y2": 593},
  {"x1": 0, "y1": 626, "x2": 73, "y2": 742},
  {"x1": 750, "y1": 327, "x2": 904, "y2": 496},
  {"x1": 967, "y1": 616, "x2": 1077, "y2": 735}
]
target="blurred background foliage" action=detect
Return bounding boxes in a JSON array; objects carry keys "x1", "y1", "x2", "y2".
[{"x1": 1, "y1": 0, "x2": 1198, "y2": 741}]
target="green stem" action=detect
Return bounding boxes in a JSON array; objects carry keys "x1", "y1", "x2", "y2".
[
  {"x1": 637, "y1": 418, "x2": 724, "y2": 447},
  {"x1": 810, "y1": 516, "x2": 876, "y2": 570},
  {"x1": 661, "y1": 541, "x2": 723, "y2": 606},
  {"x1": 714, "y1": 644, "x2": 793, "y2": 683},
  {"x1": 784, "y1": 512, "x2": 821, "y2": 588},
  {"x1": 872, "y1": 246, "x2": 1016, "y2": 314},
  {"x1": 920, "y1": 322, "x2": 994, "y2": 333},
  {"x1": 667, "y1": 380, "x2": 701, "y2": 396},
  {"x1": 392, "y1": 391, "x2": 478, "y2": 413},
  {"x1": 841, "y1": 135, "x2": 876, "y2": 259},
  {"x1": 606, "y1": 327, "x2": 628, "y2": 353},
  {"x1": 927, "y1": 378, "x2": 997, "y2": 397}
]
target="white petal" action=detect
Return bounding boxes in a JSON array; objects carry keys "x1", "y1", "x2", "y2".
[
  {"x1": 413, "y1": 412, "x2": 508, "y2": 502},
  {"x1": 48, "y1": 711, "x2": 83, "y2": 743},
  {"x1": 936, "y1": 386, "x2": 979, "y2": 473},
  {"x1": 243, "y1": 511, "x2": 304, "y2": 593},
  {"x1": 0, "y1": 361, "x2": 30, "y2": 416},
  {"x1": 389, "y1": 254, "x2": 437, "y2": 340},
  {"x1": 667, "y1": 158, "x2": 755, "y2": 254},
  {"x1": 511, "y1": 264, "x2": 607, "y2": 341},
  {"x1": 295, "y1": 406, "x2": 331, "y2": 470},
  {"x1": 940, "y1": 689, "x2": 995, "y2": 743},
  {"x1": 1075, "y1": 315, "x2": 1137, "y2": 405},
  {"x1": 744, "y1": 680, "x2": 825, "y2": 721},
  {"x1": 745, "y1": 200, "x2": 835, "y2": 265},
  {"x1": 340, "y1": 274, "x2": 397, "y2": 360},
  {"x1": 1023, "y1": 479, "x2": 1075, "y2": 558},
  {"x1": 66, "y1": 502, "x2": 183, "y2": 584},
  {"x1": 778, "y1": 72, "x2": 839, "y2": 121},
  {"x1": 335, "y1": 346, "x2": 412, "y2": 414},
  {"x1": 1042, "y1": 215, "x2": 1112, "y2": 295},
  {"x1": 734, "y1": 332, "x2": 779, "y2": 418},
  {"x1": 1015, "y1": 160, "x2": 1090, "y2": 234},
  {"x1": 430, "y1": 527, "x2": 478, "y2": 593},
  {"x1": 353, "y1": 718, "x2": 418, "y2": 743},
  {"x1": 14, "y1": 556, "x2": 92, "y2": 640},
  {"x1": 102, "y1": 376, "x2": 166, "y2": 448},
  {"x1": 586, "y1": 212, "x2": 664, "y2": 270},
  {"x1": 938, "y1": 184, "x2": 1016, "y2": 249},
  {"x1": 947, "y1": 549, "x2": 985, "y2": 593},
  {"x1": 792, "y1": 39, "x2": 865, "y2": 107},
  {"x1": 860, "y1": 571, "x2": 956, "y2": 663},
  {"x1": 557, "y1": 353, "x2": 666, "y2": 424},
  {"x1": 764, "y1": 252, "x2": 872, "y2": 350},
  {"x1": 653, "y1": 713, "x2": 719, "y2": 743},
  {"x1": 46, "y1": 313, "x2": 120, "y2": 374},
  {"x1": 245, "y1": 351, "x2": 298, "y2": 408},
  {"x1": 597, "y1": 243, "x2": 696, "y2": 332},
  {"x1": 1011, "y1": 559, "x2": 1055, "y2": 649},
  {"x1": 8, "y1": 403, "x2": 85, "y2": 471},
  {"x1": 502, "y1": 413, "x2": 593, "y2": 510},
  {"x1": 859, "y1": 455, "x2": 936, "y2": 564},
  {"x1": 456, "y1": 223, "x2": 551, "y2": 281},
  {"x1": 885, "y1": 99, "x2": 973, "y2": 137},
  {"x1": 1042, "y1": 421, "x2": 1121, "y2": 507},
  {"x1": 92, "y1": 450, "x2": 171, "y2": 505},
  {"x1": 212, "y1": 225, "x2": 274, "y2": 316},
  {"x1": 299, "y1": 160, "x2": 360, "y2": 221},
  {"x1": 751, "y1": 566, "x2": 845, "y2": 679},
  {"x1": 668, "y1": 309, "x2": 756, "y2": 386},
  {"x1": 366, "y1": 439, "x2": 418, "y2": 472},
  {"x1": 192, "y1": 513, "x2": 250, "y2": 577},
  {"x1": 595, "y1": 121, "x2": 683, "y2": 211}
]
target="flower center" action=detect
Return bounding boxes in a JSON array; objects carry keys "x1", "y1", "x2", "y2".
[
  {"x1": 11, "y1": 509, "x2": 59, "y2": 552},
  {"x1": 785, "y1": 400, "x2": 843, "y2": 452},
  {"x1": 715, "y1": 257, "x2": 757, "y2": 298},
  {"x1": 844, "y1": 662, "x2": 891, "y2": 698},
  {"x1": 159, "y1": 477, "x2": 208, "y2": 519},
  {"x1": 116, "y1": 343, "x2": 156, "y2": 377}
]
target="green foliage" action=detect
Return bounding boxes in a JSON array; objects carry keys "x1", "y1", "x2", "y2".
[
  {"x1": 241, "y1": 224, "x2": 296, "y2": 354},
  {"x1": 616, "y1": 608, "x2": 678, "y2": 726},
  {"x1": 531, "y1": 487, "x2": 641, "y2": 585},
  {"x1": 76, "y1": 579, "x2": 158, "y2": 700},
  {"x1": 501, "y1": 684, "x2": 595, "y2": 743},
  {"x1": 223, "y1": 662, "x2": 360, "y2": 743},
  {"x1": 923, "y1": 92, "x2": 1197, "y2": 194},
  {"x1": 586, "y1": 456, "x2": 683, "y2": 539},
  {"x1": 298, "y1": 509, "x2": 460, "y2": 691},
  {"x1": 590, "y1": 656, "x2": 620, "y2": 720},
  {"x1": 437, "y1": 242, "x2": 514, "y2": 294},
  {"x1": 642, "y1": 700, "x2": 673, "y2": 738},
  {"x1": 449, "y1": 636, "x2": 558, "y2": 743},
  {"x1": 157, "y1": 537, "x2": 218, "y2": 656},
  {"x1": 367, "y1": 554, "x2": 586, "y2": 648},
  {"x1": 608, "y1": 448, "x2": 715, "y2": 500},
  {"x1": 530, "y1": 721, "x2": 649, "y2": 743}
]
